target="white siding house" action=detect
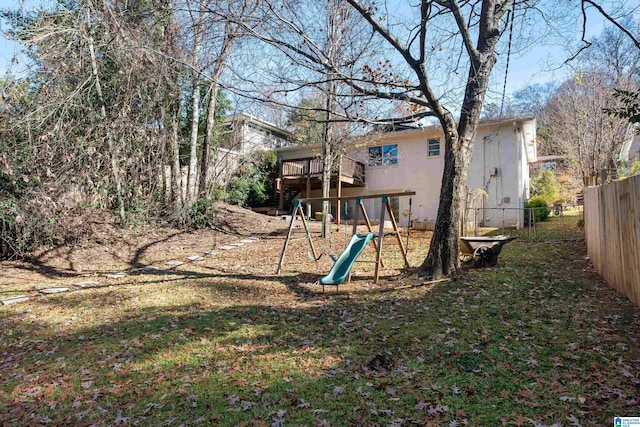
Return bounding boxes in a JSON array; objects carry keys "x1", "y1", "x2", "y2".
[
  {"x1": 204, "y1": 114, "x2": 294, "y2": 187},
  {"x1": 276, "y1": 117, "x2": 537, "y2": 229},
  {"x1": 222, "y1": 113, "x2": 294, "y2": 153}
]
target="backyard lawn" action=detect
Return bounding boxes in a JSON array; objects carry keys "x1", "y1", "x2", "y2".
[{"x1": 1, "y1": 208, "x2": 638, "y2": 426}]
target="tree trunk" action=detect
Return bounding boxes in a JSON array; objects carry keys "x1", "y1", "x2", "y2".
[
  {"x1": 422, "y1": 48, "x2": 499, "y2": 279},
  {"x1": 322, "y1": 75, "x2": 336, "y2": 227},
  {"x1": 321, "y1": 0, "x2": 346, "y2": 227},
  {"x1": 200, "y1": 82, "x2": 218, "y2": 197},
  {"x1": 421, "y1": 132, "x2": 473, "y2": 278},
  {"x1": 87, "y1": 12, "x2": 126, "y2": 223},
  {"x1": 199, "y1": 29, "x2": 234, "y2": 196},
  {"x1": 186, "y1": 2, "x2": 203, "y2": 206},
  {"x1": 168, "y1": 100, "x2": 183, "y2": 213},
  {"x1": 186, "y1": 78, "x2": 200, "y2": 206}
]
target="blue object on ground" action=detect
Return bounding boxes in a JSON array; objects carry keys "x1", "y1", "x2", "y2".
[{"x1": 319, "y1": 233, "x2": 374, "y2": 288}]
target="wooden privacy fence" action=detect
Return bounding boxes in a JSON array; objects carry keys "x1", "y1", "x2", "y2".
[{"x1": 584, "y1": 174, "x2": 640, "y2": 306}]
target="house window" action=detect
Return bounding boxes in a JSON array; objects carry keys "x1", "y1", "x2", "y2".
[
  {"x1": 428, "y1": 138, "x2": 440, "y2": 157},
  {"x1": 368, "y1": 144, "x2": 398, "y2": 166}
]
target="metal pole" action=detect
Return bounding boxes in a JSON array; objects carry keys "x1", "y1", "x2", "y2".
[{"x1": 405, "y1": 198, "x2": 412, "y2": 251}]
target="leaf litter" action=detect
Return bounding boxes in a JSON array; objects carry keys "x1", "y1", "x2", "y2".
[{"x1": 1, "y1": 213, "x2": 639, "y2": 425}]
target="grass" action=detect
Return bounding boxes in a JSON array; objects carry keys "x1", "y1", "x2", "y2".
[
  {"x1": 475, "y1": 206, "x2": 585, "y2": 241},
  {"x1": 1, "y1": 221, "x2": 639, "y2": 426}
]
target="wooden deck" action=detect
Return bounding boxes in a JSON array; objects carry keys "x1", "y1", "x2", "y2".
[
  {"x1": 279, "y1": 156, "x2": 365, "y2": 188},
  {"x1": 277, "y1": 155, "x2": 366, "y2": 216}
]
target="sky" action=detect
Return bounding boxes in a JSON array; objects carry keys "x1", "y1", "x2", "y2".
[{"x1": 0, "y1": 0, "x2": 635, "y2": 99}]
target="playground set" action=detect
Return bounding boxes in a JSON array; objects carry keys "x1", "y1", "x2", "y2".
[{"x1": 276, "y1": 192, "x2": 416, "y2": 290}]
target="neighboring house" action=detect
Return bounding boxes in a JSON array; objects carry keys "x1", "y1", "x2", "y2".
[
  {"x1": 620, "y1": 134, "x2": 640, "y2": 164},
  {"x1": 204, "y1": 114, "x2": 294, "y2": 187},
  {"x1": 222, "y1": 113, "x2": 294, "y2": 153},
  {"x1": 529, "y1": 155, "x2": 567, "y2": 172},
  {"x1": 276, "y1": 117, "x2": 537, "y2": 229}
]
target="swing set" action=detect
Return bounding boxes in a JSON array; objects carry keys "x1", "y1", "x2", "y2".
[{"x1": 276, "y1": 191, "x2": 416, "y2": 287}]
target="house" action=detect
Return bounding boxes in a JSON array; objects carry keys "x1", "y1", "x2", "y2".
[
  {"x1": 275, "y1": 117, "x2": 537, "y2": 229},
  {"x1": 620, "y1": 134, "x2": 640, "y2": 165},
  {"x1": 529, "y1": 155, "x2": 566, "y2": 172},
  {"x1": 222, "y1": 113, "x2": 294, "y2": 153},
  {"x1": 204, "y1": 114, "x2": 295, "y2": 187}
]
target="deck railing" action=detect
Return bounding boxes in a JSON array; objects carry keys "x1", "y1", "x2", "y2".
[{"x1": 281, "y1": 156, "x2": 365, "y2": 183}]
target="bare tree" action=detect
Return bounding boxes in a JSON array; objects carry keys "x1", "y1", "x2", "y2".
[
  {"x1": 199, "y1": 0, "x2": 258, "y2": 197},
  {"x1": 346, "y1": 0, "x2": 514, "y2": 278},
  {"x1": 546, "y1": 70, "x2": 632, "y2": 185},
  {"x1": 231, "y1": 0, "x2": 514, "y2": 278}
]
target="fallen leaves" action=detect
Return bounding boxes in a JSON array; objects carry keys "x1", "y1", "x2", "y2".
[{"x1": 1, "y1": 229, "x2": 639, "y2": 426}]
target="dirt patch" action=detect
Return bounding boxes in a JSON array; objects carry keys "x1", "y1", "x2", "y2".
[
  {"x1": 0, "y1": 201, "x2": 432, "y2": 302},
  {"x1": 0, "y1": 203, "x2": 292, "y2": 287}
]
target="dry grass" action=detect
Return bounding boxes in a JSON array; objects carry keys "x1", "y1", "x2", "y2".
[{"x1": 1, "y1": 211, "x2": 638, "y2": 426}]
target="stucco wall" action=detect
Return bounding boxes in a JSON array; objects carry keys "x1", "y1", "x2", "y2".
[
  {"x1": 467, "y1": 124, "x2": 527, "y2": 228},
  {"x1": 279, "y1": 118, "x2": 536, "y2": 229},
  {"x1": 346, "y1": 133, "x2": 443, "y2": 227}
]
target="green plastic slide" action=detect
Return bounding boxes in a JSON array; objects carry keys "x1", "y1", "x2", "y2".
[{"x1": 319, "y1": 233, "x2": 375, "y2": 287}]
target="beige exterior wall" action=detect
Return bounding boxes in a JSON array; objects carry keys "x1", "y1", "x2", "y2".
[
  {"x1": 467, "y1": 119, "x2": 536, "y2": 228},
  {"x1": 278, "y1": 118, "x2": 536, "y2": 229}
]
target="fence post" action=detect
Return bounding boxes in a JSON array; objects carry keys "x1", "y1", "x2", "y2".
[{"x1": 474, "y1": 208, "x2": 478, "y2": 236}]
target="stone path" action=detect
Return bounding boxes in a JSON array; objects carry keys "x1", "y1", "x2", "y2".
[
  {"x1": 1, "y1": 236, "x2": 261, "y2": 306},
  {"x1": 39, "y1": 287, "x2": 70, "y2": 294},
  {"x1": 1, "y1": 295, "x2": 29, "y2": 305}
]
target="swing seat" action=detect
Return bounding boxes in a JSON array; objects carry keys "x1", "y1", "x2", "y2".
[{"x1": 319, "y1": 233, "x2": 374, "y2": 288}]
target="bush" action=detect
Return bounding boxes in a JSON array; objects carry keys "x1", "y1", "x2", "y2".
[
  {"x1": 187, "y1": 197, "x2": 219, "y2": 229},
  {"x1": 0, "y1": 196, "x2": 58, "y2": 258},
  {"x1": 630, "y1": 159, "x2": 640, "y2": 177},
  {"x1": 226, "y1": 150, "x2": 278, "y2": 208},
  {"x1": 530, "y1": 168, "x2": 560, "y2": 204},
  {"x1": 525, "y1": 197, "x2": 550, "y2": 225}
]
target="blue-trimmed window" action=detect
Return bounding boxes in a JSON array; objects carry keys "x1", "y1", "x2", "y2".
[
  {"x1": 368, "y1": 144, "x2": 398, "y2": 166},
  {"x1": 428, "y1": 138, "x2": 440, "y2": 157}
]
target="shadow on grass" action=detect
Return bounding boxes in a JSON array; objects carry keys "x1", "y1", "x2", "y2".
[
  {"x1": 6, "y1": 224, "x2": 294, "y2": 284},
  {"x1": 2, "y1": 238, "x2": 640, "y2": 426}
]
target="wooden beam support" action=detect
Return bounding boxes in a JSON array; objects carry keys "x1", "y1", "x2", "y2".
[
  {"x1": 359, "y1": 199, "x2": 385, "y2": 269},
  {"x1": 276, "y1": 202, "x2": 300, "y2": 274},
  {"x1": 306, "y1": 159, "x2": 312, "y2": 218},
  {"x1": 385, "y1": 197, "x2": 409, "y2": 267},
  {"x1": 278, "y1": 161, "x2": 284, "y2": 211},
  {"x1": 374, "y1": 196, "x2": 387, "y2": 284},
  {"x1": 301, "y1": 191, "x2": 416, "y2": 203},
  {"x1": 336, "y1": 158, "x2": 342, "y2": 225},
  {"x1": 276, "y1": 201, "x2": 317, "y2": 274}
]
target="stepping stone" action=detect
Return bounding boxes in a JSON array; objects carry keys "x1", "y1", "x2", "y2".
[
  {"x1": 205, "y1": 251, "x2": 218, "y2": 256},
  {"x1": 104, "y1": 272, "x2": 128, "y2": 279},
  {"x1": 165, "y1": 260, "x2": 184, "y2": 266},
  {"x1": 138, "y1": 266, "x2": 160, "y2": 272},
  {"x1": 75, "y1": 280, "x2": 100, "y2": 288},
  {"x1": 39, "y1": 287, "x2": 70, "y2": 294},
  {"x1": 1, "y1": 295, "x2": 28, "y2": 305},
  {"x1": 218, "y1": 245, "x2": 236, "y2": 250},
  {"x1": 185, "y1": 255, "x2": 203, "y2": 261}
]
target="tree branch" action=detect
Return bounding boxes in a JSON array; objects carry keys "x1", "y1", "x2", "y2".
[
  {"x1": 439, "y1": 0, "x2": 480, "y2": 63},
  {"x1": 346, "y1": 0, "x2": 418, "y2": 67},
  {"x1": 583, "y1": 0, "x2": 640, "y2": 50}
]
